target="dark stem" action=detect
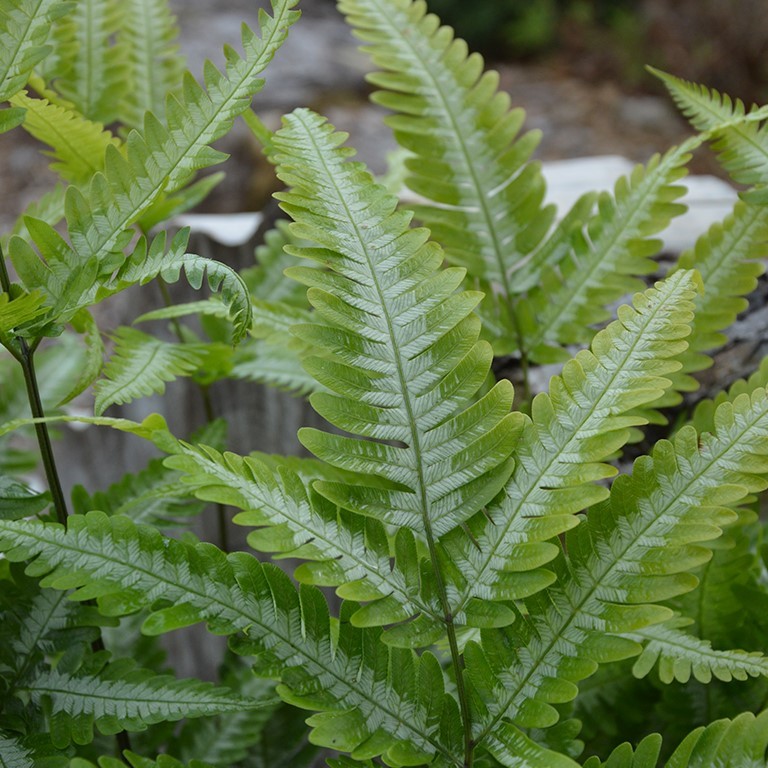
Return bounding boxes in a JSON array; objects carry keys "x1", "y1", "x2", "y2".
[{"x1": 0, "y1": 248, "x2": 68, "y2": 524}]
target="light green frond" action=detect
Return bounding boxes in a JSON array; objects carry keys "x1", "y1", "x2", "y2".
[
  {"x1": 24, "y1": 660, "x2": 267, "y2": 748},
  {"x1": 468, "y1": 386, "x2": 768, "y2": 742},
  {"x1": 625, "y1": 618, "x2": 768, "y2": 684},
  {"x1": 94, "y1": 326, "x2": 209, "y2": 415},
  {"x1": 9, "y1": 90, "x2": 120, "y2": 184},
  {"x1": 341, "y1": 0, "x2": 555, "y2": 355},
  {"x1": 69, "y1": 757, "x2": 215, "y2": 768},
  {"x1": 0, "y1": 0, "x2": 73, "y2": 102},
  {"x1": 46, "y1": 0, "x2": 125, "y2": 123},
  {"x1": 269, "y1": 107, "x2": 522, "y2": 541},
  {"x1": 118, "y1": 0, "x2": 185, "y2": 128},
  {"x1": 0, "y1": 105, "x2": 24, "y2": 133},
  {"x1": 517, "y1": 140, "x2": 696, "y2": 362},
  {"x1": 651, "y1": 68, "x2": 768, "y2": 191},
  {"x1": 0, "y1": 512, "x2": 461, "y2": 766},
  {"x1": 162, "y1": 440, "x2": 444, "y2": 636},
  {"x1": 660, "y1": 200, "x2": 768, "y2": 400},
  {"x1": 8, "y1": 0, "x2": 297, "y2": 334},
  {"x1": 4, "y1": 183, "x2": 66, "y2": 245},
  {"x1": 442, "y1": 271, "x2": 697, "y2": 621}
]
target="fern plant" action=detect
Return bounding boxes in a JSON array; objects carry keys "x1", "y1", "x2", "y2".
[{"x1": 2, "y1": 0, "x2": 768, "y2": 766}]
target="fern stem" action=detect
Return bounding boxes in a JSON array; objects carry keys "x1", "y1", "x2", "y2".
[{"x1": 0, "y1": 247, "x2": 68, "y2": 524}]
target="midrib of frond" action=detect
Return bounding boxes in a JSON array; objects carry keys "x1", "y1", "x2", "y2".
[
  {"x1": 528, "y1": 138, "x2": 698, "y2": 350},
  {"x1": 451, "y1": 271, "x2": 692, "y2": 615},
  {"x1": 7, "y1": 522, "x2": 452, "y2": 762},
  {"x1": 0, "y1": 0, "x2": 53, "y2": 93},
  {"x1": 476, "y1": 394, "x2": 768, "y2": 743},
  {"x1": 79, "y1": 0, "x2": 102, "y2": 118},
  {"x1": 138, "y1": 0, "x2": 161, "y2": 114},
  {"x1": 363, "y1": 0, "x2": 517, "y2": 304},
  {"x1": 78, "y1": 1, "x2": 295, "y2": 264}
]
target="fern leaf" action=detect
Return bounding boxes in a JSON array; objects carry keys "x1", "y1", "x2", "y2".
[
  {"x1": 0, "y1": 0, "x2": 73, "y2": 102},
  {"x1": 93, "y1": 327, "x2": 208, "y2": 415},
  {"x1": 0, "y1": 734, "x2": 34, "y2": 768},
  {"x1": 46, "y1": 0, "x2": 126, "y2": 123},
  {"x1": 269, "y1": 107, "x2": 523, "y2": 542},
  {"x1": 4, "y1": 183, "x2": 66, "y2": 246},
  {"x1": 9, "y1": 90, "x2": 120, "y2": 185},
  {"x1": 118, "y1": 0, "x2": 185, "y2": 128},
  {"x1": 341, "y1": 0, "x2": 555, "y2": 353},
  {"x1": 71, "y1": 455, "x2": 207, "y2": 528},
  {"x1": 584, "y1": 711, "x2": 768, "y2": 768},
  {"x1": 659, "y1": 200, "x2": 768, "y2": 401},
  {"x1": 651, "y1": 68, "x2": 768, "y2": 190},
  {"x1": 442, "y1": 271, "x2": 697, "y2": 621},
  {"x1": 23, "y1": 659, "x2": 273, "y2": 748},
  {"x1": 230, "y1": 338, "x2": 320, "y2": 395},
  {"x1": 468, "y1": 387, "x2": 768, "y2": 742},
  {"x1": 8, "y1": 0, "x2": 297, "y2": 333},
  {"x1": 0, "y1": 512, "x2": 461, "y2": 765},
  {"x1": 0, "y1": 477, "x2": 48, "y2": 520},
  {"x1": 162, "y1": 439, "x2": 444, "y2": 636},
  {"x1": 0, "y1": 289, "x2": 49, "y2": 335},
  {"x1": 0, "y1": 105, "x2": 25, "y2": 133},
  {"x1": 57, "y1": 308, "x2": 104, "y2": 405},
  {"x1": 625, "y1": 618, "x2": 768, "y2": 684},
  {"x1": 517, "y1": 140, "x2": 697, "y2": 362},
  {"x1": 243, "y1": 220, "x2": 308, "y2": 306}
]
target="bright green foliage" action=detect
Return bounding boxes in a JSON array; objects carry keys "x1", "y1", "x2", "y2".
[{"x1": 3, "y1": 0, "x2": 768, "y2": 766}]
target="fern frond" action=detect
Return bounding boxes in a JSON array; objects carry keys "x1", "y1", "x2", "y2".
[
  {"x1": 4, "y1": 183, "x2": 66, "y2": 246},
  {"x1": 341, "y1": 0, "x2": 555, "y2": 354},
  {"x1": 46, "y1": 0, "x2": 125, "y2": 123},
  {"x1": 0, "y1": 512, "x2": 461, "y2": 765},
  {"x1": 8, "y1": 0, "x2": 297, "y2": 334},
  {"x1": 230, "y1": 338, "x2": 320, "y2": 395},
  {"x1": 662, "y1": 200, "x2": 768, "y2": 398},
  {"x1": 23, "y1": 658, "x2": 272, "y2": 748},
  {"x1": 651, "y1": 68, "x2": 768, "y2": 190},
  {"x1": 162, "y1": 439, "x2": 444, "y2": 636},
  {"x1": 72, "y1": 456, "x2": 207, "y2": 528},
  {"x1": 0, "y1": 477, "x2": 48, "y2": 520},
  {"x1": 0, "y1": 0, "x2": 73, "y2": 102},
  {"x1": 242, "y1": 220, "x2": 307, "y2": 306},
  {"x1": 0, "y1": 290, "x2": 49, "y2": 335},
  {"x1": 269, "y1": 107, "x2": 523, "y2": 542},
  {"x1": 584, "y1": 710, "x2": 768, "y2": 767},
  {"x1": 625, "y1": 618, "x2": 768, "y2": 684},
  {"x1": 67, "y1": 753, "x2": 215, "y2": 768},
  {"x1": 93, "y1": 327, "x2": 208, "y2": 416},
  {"x1": 468, "y1": 387, "x2": 768, "y2": 742},
  {"x1": 442, "y1": 271, "x2": 697, "y2": 620},
  {"x1": 118, "y1": 0, "x2": 185, "y2": 129},
  {"x1": 9, "y1": 90, "x2": 120, "y2": 185},
  {"x1": 0, "y1": 733, "x2": 36, "y2": 768},
  {"x1": 517, "y1": 140, "x2": 696, "y2": 362}
]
